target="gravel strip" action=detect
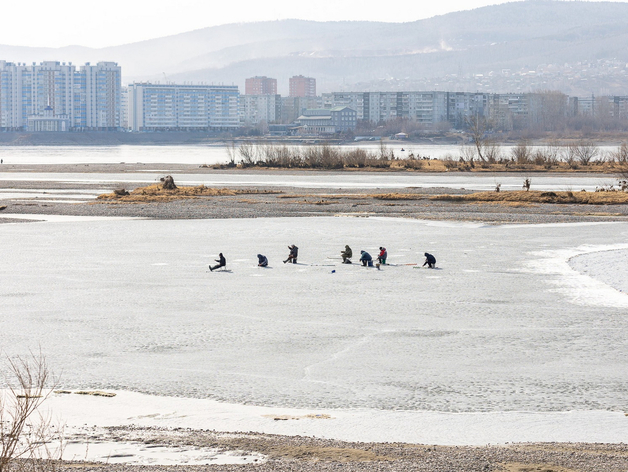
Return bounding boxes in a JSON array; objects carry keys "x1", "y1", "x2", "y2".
[{"x1": 53, "y1": 426, "x2": 628, "y2": 471}]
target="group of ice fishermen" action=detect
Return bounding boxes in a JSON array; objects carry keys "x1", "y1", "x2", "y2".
[
  {"x1": 209, "y1": 244, "x2": 436, "y2": 271},
  {"x1": 341, "y1": 245, "x2": 435, "y2": 269}
]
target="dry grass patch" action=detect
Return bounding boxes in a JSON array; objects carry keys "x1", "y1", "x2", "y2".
[
  {"x1": 97, "y1": 184, "x2": 282, "y2": 203},
  {"x1": 372, "y1": 193, "x2": 426, "y2": 200},
  {"x1": 431, "y1": 190, "x2": 628, "y2": 205}
]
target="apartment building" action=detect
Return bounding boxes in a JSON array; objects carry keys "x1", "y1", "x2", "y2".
[
  {"x1": 0, "y1": 60, "x2": 121, "y2": 131},
  {"x1": 240, "y1": 94, "x2": 281, "y2": 125},
  {"x1": 245, "y1": 76, "x2": 277, "y2": 95},
  {"x1": 289, "y1": 75, "x2": 316, "y2": 98},
  {"x1": 281, "y1": 96, "x2": 322, "y2": 123},
  {"x1": 127, "y1": 83, "x2": 239, "y2": 131}
]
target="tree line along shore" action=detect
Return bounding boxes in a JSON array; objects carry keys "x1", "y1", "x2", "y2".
[{"x1": 211, "y1": 141, "x2": 628, "y2": 174}]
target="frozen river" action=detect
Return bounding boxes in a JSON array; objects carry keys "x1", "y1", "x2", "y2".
[
  {"x1": 1, "y1": 216, "x2": 628, "y2": 444},
  {"x1": 0, "y1": 143, "x2": 622, "y2": 166}
]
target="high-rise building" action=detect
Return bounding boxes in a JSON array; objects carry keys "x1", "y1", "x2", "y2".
[
  {"x1": 245, "y1": 76, "x2": 277, "y2": 95},
  {"x1": 0, "y1": 60, "x2": 121, "y2": 131},
  {"x1": 127, "y1": 83, "x2": 240, "y2": 131},
  {"x1": 240, "y1": 94, "x2": 282, "y2": 125},
  {"x1": 289, "y1": 75, "x2": 316, "y2": 98}
]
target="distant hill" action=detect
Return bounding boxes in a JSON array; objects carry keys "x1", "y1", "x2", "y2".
[{"x1": 2, "y1": 1, "x2": 628, "y2": 94}]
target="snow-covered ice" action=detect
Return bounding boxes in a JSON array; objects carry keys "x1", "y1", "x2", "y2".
[{"x1": 2, "y1": 216, "x2": 628, "y2": 446}]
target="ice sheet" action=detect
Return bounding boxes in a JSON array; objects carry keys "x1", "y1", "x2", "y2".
[
  {"x1": 2, "y1": 216, "x2": 628, "y2": 444},
  {"x1": 42, "y1": 390, "x2": 628, "y2": 446}
]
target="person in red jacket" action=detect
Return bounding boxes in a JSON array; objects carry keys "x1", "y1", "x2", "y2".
[{"x1": 378, "y1": 247, "x2": 387, "y2": 265}]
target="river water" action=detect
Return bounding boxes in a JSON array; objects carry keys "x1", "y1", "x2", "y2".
[{"x1": 0, "y1": 143, "x2": 621, "y2": 165}]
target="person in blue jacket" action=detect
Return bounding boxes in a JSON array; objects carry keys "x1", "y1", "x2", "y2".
[
  {"x1": 360, "y1": 250, "x2": 373, "y2": 267},
  {"x1": 423, "y1": 252, "x2": 436, "y2": 268},
  {"x1": 257, "y1": 254, "x2": 268, "y2": 267}
]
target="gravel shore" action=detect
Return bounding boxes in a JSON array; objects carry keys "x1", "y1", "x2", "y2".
[
  {"x1": 1, "y1": 164, "x2": 628, "y2": 224},
  {"x1": 56, "y1": 426, "x2": 628, "y2": 472}
]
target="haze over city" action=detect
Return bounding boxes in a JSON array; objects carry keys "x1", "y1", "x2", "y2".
[{"x1": 2, "y1": 0, "x2": 625, "y2": 48}]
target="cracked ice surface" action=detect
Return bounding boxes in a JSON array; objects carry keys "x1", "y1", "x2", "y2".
[{"x1": 1, "y1": 217, "x2": 628, "y2": 417}]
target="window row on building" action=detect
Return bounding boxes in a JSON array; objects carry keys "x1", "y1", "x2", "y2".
[{"x1": 0, "y1": 61, "x2": 121, "y2": 131}]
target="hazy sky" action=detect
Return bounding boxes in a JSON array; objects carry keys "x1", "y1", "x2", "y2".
[{"x1": 1, "y1": 0, "x2": 624, "y2": 49}]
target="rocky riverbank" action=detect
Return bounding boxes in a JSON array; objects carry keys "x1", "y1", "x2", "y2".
[{"x1": 54, "y1": 425, "x2": 628, "y2": 472}]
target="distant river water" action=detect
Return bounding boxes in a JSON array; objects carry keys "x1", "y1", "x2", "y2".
[{"x1": 0, "y1": 143, "x2": 621, "y2": 165}]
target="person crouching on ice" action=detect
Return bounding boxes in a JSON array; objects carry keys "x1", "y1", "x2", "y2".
[
  {"x1": 341, "y1": 245, "x2": 352, "y2": 264},
  {"x1": 378, "y1": 247, "x2": 387, "y2": 265},
  {"x1": 257, "y1": 254, "x2": 268, "y2": 267},
  {"x1": 284, "y1": 245, "x2": 298, "y2": 264},
  {"x1": 210, "y1": 253, "x2": 226, "y2": 271},
  {"x1": 360, "y1": 250, "x2": 373, "y2": 267},
  {"x1": 423, "y1": 252, "x2": 436, "y2": 269}
]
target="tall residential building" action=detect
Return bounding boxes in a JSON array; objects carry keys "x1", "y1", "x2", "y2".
[
  {"x1": 127, "y1": 83, "x2": 240, "y2": 131},
  {"x1": 0, "y1": 60, "x2": 121, "y2": 131},
  {"x1": 240, "y1": 94, "x2": 281, "y2": 125},
  {"x1": 245, "y1": 76, "x2": 277, "y2": 95},
  {"x1": 289, "y1": 75, "x2": 316, "y2": 98}
]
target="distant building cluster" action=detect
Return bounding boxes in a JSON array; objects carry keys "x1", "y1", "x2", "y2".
[
  {"x1": 0, "y1": 61, "x2": 121, "y2": 131},
  {"x1": 1, "y1": 62, "x2": 628, "y2": 135}
]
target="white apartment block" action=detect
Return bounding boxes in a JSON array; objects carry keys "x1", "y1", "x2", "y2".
[
  {"x1": 127, "y1": 83, "x2": 240, "y2": 131},
  {"x1": 240, "y1": 94, "x2": 281, "y2": 125}
]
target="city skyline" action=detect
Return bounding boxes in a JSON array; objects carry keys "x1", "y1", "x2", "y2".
[{"x1": 2, "y1": 0, "x2": 625, "y2": 49}]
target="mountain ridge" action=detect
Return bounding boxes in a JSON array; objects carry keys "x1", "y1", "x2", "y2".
[{"x1": 1, "y1": 1, "x2": 628, "y2": 94}]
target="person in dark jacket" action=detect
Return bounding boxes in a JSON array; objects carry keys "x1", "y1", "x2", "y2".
[
  {"x1": 423, "y1": 252, "x2": 436, "y2": 269},
  {"x1": 209, "y1": 253, "x2": 226, "y2": 271},
  {"x1": 378, "y1": 247, "x2": 388, "y2": 265},
  {"x1": 283, "y1": 245, "x2": 298, "y2": 264},
  {"x1": 257, "y1": 254, "x2": 268, "y2": 267},
  {"x1": 341, "y1": 245, "x2": 353, "y2": 264},
  {"x1": 360, "y1": 250, "x2": 373, "y2": 267}
]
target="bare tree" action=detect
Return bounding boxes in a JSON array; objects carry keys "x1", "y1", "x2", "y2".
[
  {"x1": 609, "y1": 142, "x2": 628, "y2": 163},
  {"x1": 225, "y1": 141, "x2": 238, "y2": 167},
  {"x1": 612, "y1": 142, "x2": 628, "y2": 179},
  {"x1": 465, "y1": 115, "x2": 492, "y2": 162},
  {"x1": 511, "y1": 141, "x2": 531, "y2": 165},
  {"x1": 0, "y1": 352, "x2": 60, "y2": 472},
  {"x1": 573, "y1": 140, "x2": 599, "y2": 166}
]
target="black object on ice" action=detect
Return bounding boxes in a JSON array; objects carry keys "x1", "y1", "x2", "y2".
[
  {"x1": 423, "y1": 252, "x2": 436, "y2": 269},
  {"x1": 210, "y1": 253, "x2": 226, "y2": 271},
  {"x1": 284, "y1": 245, "x2": 298, "y2": 264}
]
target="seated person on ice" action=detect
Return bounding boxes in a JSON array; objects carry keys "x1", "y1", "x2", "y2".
[
  {"x1": 341, "y1": 245, "x2": 353, "y2": 264},
  {"x1": 360, "y1": 250, "x2": 373, "y2": 267},
  {"x1": 209, "y1": 253, "x2": 226, "y2": 271},
  {"x1": 378, "y1": 247, "x2": 387, "y2": 265},
  {"x1": 423, "y1": 252, "x2": 436, "y2": 269},
  {"x1": 283, "y1": 244, "x2": 298, "y2": 264},
  {"x1": 257, "y1": 254, "x2": 268, "y2": 267}
]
